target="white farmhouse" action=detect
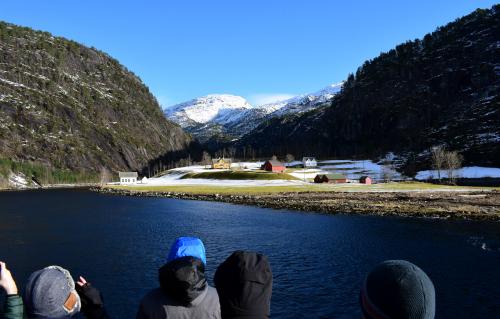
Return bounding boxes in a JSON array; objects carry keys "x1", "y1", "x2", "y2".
[
  {"x1": 302, "y1": 157, "x2": 318, "y2": 168},
  {"x1": 119, "y1": 172, "x2": 138, "y2": 184}
]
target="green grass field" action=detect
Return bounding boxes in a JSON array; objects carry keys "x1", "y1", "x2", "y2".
[
  {"x1": 181, "y1": 170, "x2": 299, "y2": 180},
  {"x1": 106, "y1": 181, "x2": 498, "y2": 195}
]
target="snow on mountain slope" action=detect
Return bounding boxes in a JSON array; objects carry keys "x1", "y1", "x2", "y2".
[
  {"x1": 164, "y1": 83, "x2": 343, "y2": 142},
  {"x1": 165, "y1": 94, "x2": 252, "y2": 126},
  {"x1": 259, "y1": 82, "x2": 343, "y2": 117}
]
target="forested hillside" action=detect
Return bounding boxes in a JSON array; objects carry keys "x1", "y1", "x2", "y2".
[
  {"x1": 237, "y1": 5, "x2": 500, "y2": 172},
  {"x1": 0, "y1": 21, "x2": 192, "y2": 175}
]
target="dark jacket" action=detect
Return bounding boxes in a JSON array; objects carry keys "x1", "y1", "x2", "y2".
[
  {"x1": 136, "y1": 257, "x2": 220, "y2": 319},
  {"x1": 76, "y1": 283, "x2": 110, "y2": 319},
  {"x1": 1, "y1": 295, "x2": 23, "y2": 319},
  {"x1": 214, "y1": 251, "x2": 273, "y2": 319}
]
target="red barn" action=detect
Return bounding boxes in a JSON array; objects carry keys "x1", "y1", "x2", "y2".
[
  {"x1": 261, "y1": 160, "x2": 286, "y2": 173},
  {"x1": 360, "y1": 176, "x2": 372, "y2": 185},
  {"x1": 314, "y1": 173, "x2": 347, "y2": 184}
]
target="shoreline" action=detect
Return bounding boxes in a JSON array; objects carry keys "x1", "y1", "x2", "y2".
[
  {"x1": 0, "y1": 183, "x2": 97, "y2": 192},
  {"x1": 94, "y1": 187, "x2": 500, "y2": 221}
]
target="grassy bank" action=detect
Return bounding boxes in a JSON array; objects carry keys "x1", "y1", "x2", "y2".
[
  {"x1": 106, "y1": 181, "x2": 498, "y2": 195},
  {"x1": 180, "y1": 170, "x2": 299, "y2": 180},
  {"x1": 0, "y1": 158, "x2": 99, "y2": 186},
  {"x1": 100, "y1": 182, "x2": 500, "y2": 221}
]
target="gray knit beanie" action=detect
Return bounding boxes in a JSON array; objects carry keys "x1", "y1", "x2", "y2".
[
  {"x1": 23, "y1": 266, "x2": 81, "y2": 318},
  {"x1": 360, "y1": 260, "x2": 436, "y2": 319}
]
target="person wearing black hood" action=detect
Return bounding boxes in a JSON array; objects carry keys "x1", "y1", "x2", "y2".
[
  {"x1": 214, "y1": 251, "x2": 272, "y2": 319},
  {"x1": 136, "y1": 237, "x2": 221, "y2": 319}
]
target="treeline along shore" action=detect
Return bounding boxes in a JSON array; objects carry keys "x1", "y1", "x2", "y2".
[{"x1": 95, "y1": 187, "x2": 500, "y2": 221}]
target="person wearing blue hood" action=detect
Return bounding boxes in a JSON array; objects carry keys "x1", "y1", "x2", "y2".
[{"x1": 136, "y1": 237, "x2": 221, "y2": 319}]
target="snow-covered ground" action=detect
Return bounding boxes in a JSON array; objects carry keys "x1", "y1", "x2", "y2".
[
  {"x1": 284, "y1": 160, "x2": 303, "y2": 167},
  {"x1": 415, "y1": 166, "x2": 500, "y2": 180},
  {"x1": 318, "y1": 159, "x2": 403, "y2": 181},
  {"x1": 115, "y1": 161, "x2": 500, "y2": 188},
  {"x1": 141, "y1": 177, "x2": 306, "y2": 187},
  {"x1": 231, "y1": 162, "x2": 264, "y2": 170},
  {"x1": 7, "y1": 172, "x2": 40, "y2": 188},
  {"x1": 133, "y1": 163, "x2": 305, "y2": 187},
  {"x1": 289, "y1": 169, "x2": 326, "y2": 180},
  {"x1": 8, "y1": 173, "x2": 30, "y2": 188}
]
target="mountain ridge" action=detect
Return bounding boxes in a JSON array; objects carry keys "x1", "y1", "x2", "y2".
[
  {"x1": 234, "y1": 5, "x2": 500, "y2": 173},
  {"x1": 164, "y1": 83, "x2": 342, "y2": 142},
  {"x1": 0, "y1": 20, "x2": 192, "y2": 173}
]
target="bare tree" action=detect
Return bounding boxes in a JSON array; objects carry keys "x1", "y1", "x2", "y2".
[
  {"x1": 201, "y1": 151, "x2": 212, "y2": 165},
  {"x1": 285, "y1": 153, "x2": 295, "y2": 163},
  {"x1": 444, "y1": 151, "x2": 463, "y2": 184},
  {"x1": 431, "y1": 146, "x2": 446, "y2": 182},
  {"x1": 380, "y1": 165, "x2": 394, "y2": 182},
  {"x1": 227, "y1": 147, "x2": 236, "y2": 159},
  {"x1": 379, "y1": 154, "x2": 396, "y2": 182},
  {"x1": 99, "y1": 167, "x2": 111, "y2": 186}
]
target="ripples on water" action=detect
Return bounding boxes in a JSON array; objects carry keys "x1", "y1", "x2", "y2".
[{"x1": 0, "y1": 190, "x2": 499, "y2": 318}]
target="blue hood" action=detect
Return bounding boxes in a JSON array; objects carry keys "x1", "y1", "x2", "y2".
[{"x1": 167, "y1": 237, "x2": 207, "y2": 265}]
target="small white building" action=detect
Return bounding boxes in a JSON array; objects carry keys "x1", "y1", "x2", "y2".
[
  {"x1": 302, "y1": 157, "x2": 318, "y2": 168},
  {"x1": 119, "y1": 172, "x2": 138, "y2": 184}
]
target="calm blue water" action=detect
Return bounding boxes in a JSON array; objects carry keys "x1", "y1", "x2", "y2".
[{"x1": 0, "y1": 189, "x2": 499, "y2": 318}]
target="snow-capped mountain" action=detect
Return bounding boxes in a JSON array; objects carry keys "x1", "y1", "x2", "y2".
[
  {"x1": 165, "y1": 94, "x2": 252, "y2": 127},
  {"x1": 164, "y1": 83, "x2": 343, "y2": 142},
  {"x1": 257, "y1": 83, "x2": 342, "y2": 118}
]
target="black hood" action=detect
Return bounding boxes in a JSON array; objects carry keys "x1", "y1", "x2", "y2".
[
  {"x1": 214, "y1": 251, "x2": 273, "y2": 319},
  {"x1": 159, "y1": 256, "x2": 207, "y2": 306}
]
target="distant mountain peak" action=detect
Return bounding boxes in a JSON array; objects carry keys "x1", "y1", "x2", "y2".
[
  {"x1": 166, "y1": 94, "x2": 252, "y2": 126},
  {"x1": 164, "y1": 83, "x2": 343, "y2": 142}
]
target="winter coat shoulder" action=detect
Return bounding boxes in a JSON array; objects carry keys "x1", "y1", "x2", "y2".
[
  {"x1": 136, "y1": 286, "x2": 220, "y2": 319},
  {"x1": 1, "y1": 295, "x2": 23, "y2": 319}
]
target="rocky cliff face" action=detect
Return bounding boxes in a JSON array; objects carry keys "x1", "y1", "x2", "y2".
[
  {"x1": 0, "y1": 21, "x2": 192, "y2": 172},
  {"x1": 237, "y1": 5, "x2": 500, "y2": 170}
]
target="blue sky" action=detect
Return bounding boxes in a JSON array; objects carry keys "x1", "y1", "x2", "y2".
[{"x1": 0, "y1": 1, "x2": 497, "y2": 107}]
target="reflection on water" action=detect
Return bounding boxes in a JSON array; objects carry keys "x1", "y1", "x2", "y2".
[{"x1": 0, "y1": 189, "x2": 499, "y2": 318}]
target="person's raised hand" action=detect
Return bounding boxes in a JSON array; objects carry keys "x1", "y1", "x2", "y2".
[
  {"x1": 76, "y1": 276, "x2": 88, "y2": 287},
  {"x1": 75, "y1": 275, "x2": 104, "y2": 307},
  {"x1": 0, "y1": 261, "x2": 18, "y2": 295}
]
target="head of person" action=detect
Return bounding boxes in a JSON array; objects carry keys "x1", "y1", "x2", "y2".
[
  {"x1": 214, "y1": 250, "x2": 272, "y2": 319},
  {"x1": 23, "y1": 265, "x2": 81, "y2": 318},
  {"x1": 360, "y1": 260, "x2": 436, "y2": 319},
  {"x1": 159, "y1": 236, "x2": 207, "y2": 306}
]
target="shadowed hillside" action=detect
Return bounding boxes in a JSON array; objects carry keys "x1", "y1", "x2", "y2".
[
  {"x1": 0, "y1": 21, "x2": 192, "y2": 173},
  {"x1": 236, "y1": 5, "x2": 500, "y2": 171}
]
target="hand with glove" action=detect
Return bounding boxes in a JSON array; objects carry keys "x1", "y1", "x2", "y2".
[{"x1": 76, "y1": 276, "x2": 110, "y2": 319}]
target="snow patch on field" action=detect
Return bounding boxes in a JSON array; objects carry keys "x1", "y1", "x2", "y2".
[
  {"x1": 416, "y1": 166, "x2": 500, "y2": 180},
  {"x1": 141, "y1": 178, "x2": 305, "y2": 187},
  {"x1": 289, "y1": 169, "x2": 327, "y2": 180},
  {"x1": 231, "y1": 162, "x2": 264, "y2": 170},
  {"x1": 318, "y1": 159, "x2": 402, "y2": 181},
  {"x1": 285, "y1": 160, "x2": 303, "y2": 167},
  {"x1": 136, "y1": 163, "x2": 306, "y2": 187},
  {"x1": 9, "y1": 173, "x2": 40, "y2": 188}
]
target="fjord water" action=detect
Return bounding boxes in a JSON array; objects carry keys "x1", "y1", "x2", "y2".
[{"x1": 0, "y1": 190, "x2": 499, "y2": 318}]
